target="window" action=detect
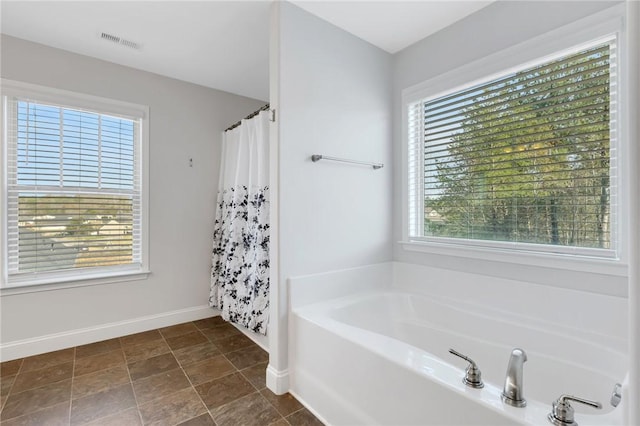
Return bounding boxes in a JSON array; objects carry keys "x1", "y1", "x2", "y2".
[
  {"x1": 406, "y1": 36, "x2": 619, "y2": 260},
  {"x1": 2, "y1": 80, "x2": 149, "y2": 287}
]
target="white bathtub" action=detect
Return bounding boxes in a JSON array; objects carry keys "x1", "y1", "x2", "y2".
[{"x1": 290, "y1": 290, "x2": 627, "y2": 425}]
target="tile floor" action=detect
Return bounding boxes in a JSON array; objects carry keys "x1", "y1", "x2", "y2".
[{"x1": 0, "y1": 317, "x2": 323, "y2": 426}]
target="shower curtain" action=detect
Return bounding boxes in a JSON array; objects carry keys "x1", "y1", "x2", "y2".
[{"x1": 209, "y1": 110, "x2": 270, "y2": 335}]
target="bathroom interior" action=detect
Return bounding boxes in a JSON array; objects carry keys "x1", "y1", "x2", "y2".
[{"x1": 0, "y1": 1, "x2": 639, "y2": 425}]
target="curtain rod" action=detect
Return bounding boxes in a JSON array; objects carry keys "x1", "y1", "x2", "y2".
[{"x1": 224, "y1": 103, "x2": 271, "y2": 132}]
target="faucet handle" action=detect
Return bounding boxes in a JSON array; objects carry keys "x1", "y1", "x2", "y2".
[
  {"x1": 449, "y1": 348, "x2": 484, "y2": 389},
  {"x1": 610, "y1": 383, "x2": 622, "y2": 407},
  {"x1": 547, "y1": 394, "x2": 602, "y2": 426}
]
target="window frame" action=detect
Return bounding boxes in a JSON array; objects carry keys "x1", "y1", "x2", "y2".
[
  {"x1": 401, "y1": 5, "x2": 629, "y2": 277},
  {"x1": 1, "y1": 79, "x2": 150, "y2": 292}
]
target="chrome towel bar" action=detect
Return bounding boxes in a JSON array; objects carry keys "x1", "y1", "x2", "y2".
[{"x1": 311, "y1": 154, "x2": 383, "y2": 170}]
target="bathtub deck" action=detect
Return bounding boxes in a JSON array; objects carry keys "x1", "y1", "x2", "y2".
[{"x1": 290, "y1": 290, "x2": 625, "y2": 426}]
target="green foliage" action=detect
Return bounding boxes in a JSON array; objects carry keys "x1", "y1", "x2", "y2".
[{"x1": 426, "y1": 44, "x2": 611, "y2": 249}]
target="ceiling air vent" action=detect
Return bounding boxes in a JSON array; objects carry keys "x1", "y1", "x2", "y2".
[
  {"x1": 100, "y1": 32, "x2": 141, "y2": 50},
  {"x1": 119, "y1": 39, "x2": 141, "y2": 50},
  {"x1": 101, "y1": 32, "x2": 120, "y2": 43}
]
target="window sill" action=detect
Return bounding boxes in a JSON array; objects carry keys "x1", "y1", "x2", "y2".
[
  {"x1": 400, "y1": 240, "x2": 628, "y2": 278},
  {"x1": 0, "y1": 269, "x2": 151, "y2": 296}
]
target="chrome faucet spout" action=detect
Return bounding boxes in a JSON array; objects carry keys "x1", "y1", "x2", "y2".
[{"x1": 502, "y1": 348, "x2": 527, "y2": 407}]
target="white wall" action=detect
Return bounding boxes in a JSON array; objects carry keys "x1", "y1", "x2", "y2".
[
  {"x1": 625, "y1": 1, "x2": 640, "y2": 422},
  {"x1": 0, "y1": 35, "x2": 266, "y2": 359},
  {"x1": 392, "y1": 1, "x2": 638, "y2": 421},
  {"x1": 269, "y1": 2, "x2": 393, "y2": 390},
  {"x1": 392, "y1": 1, "x2": 627, "y2": 293}
]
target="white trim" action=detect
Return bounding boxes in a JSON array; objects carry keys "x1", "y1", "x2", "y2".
[
  {"x1": 268, "y1": 0, "x2": 287, "y2": 389},
  {"x1": 0, "y1": 79, "x2": 147, "y2": 119},
  {"x1": 401, "y1": 97, "x2": 410, "y2": 244},
  {"x1": 0, "y1": 79, "x2": 150, "y2": 289},
  {"x1": 266, "y1": 364, "x2": 289, "y2": 395},
  {"x1": 139, "y1": 94, "x2": 150, "y2": 280},
  {"x1": 231, "y1": 320, "x2": 268, "y2": 352},
  {"x1": 0, "y1": 305, "x2": 215, "y2": 362},
  {"x1": 624, "y1": 1, "x2": 640, "y2": 424},
  {"x1": 401, "y1": 242, "x2": 627, "y2": 297},
  {"x1": 0, "y1": 269, "x2": 150, "y2": 296},
  {"x1": 1, "y1": 94, "x2": 8, "y2": 286},
  {"x1": 400, "y1": 4, "x2": 628, "y2": 274},
  {"x1": 402, "y1": 5, "x2": 624, "y2": 104},
  {"x1": 288, "y1": 389, "x2": 331, "y2": 426}
]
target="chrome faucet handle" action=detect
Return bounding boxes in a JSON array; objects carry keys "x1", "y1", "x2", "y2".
[
  {"x1": 610, "y1": 383, "x2": 622, "y2": 407},
  {"x1": 547, "y1": 394, "x2": 602, "y2": 426},
  {"x1": 449, "y1": 348, "x2": 484, "y2": 389}
]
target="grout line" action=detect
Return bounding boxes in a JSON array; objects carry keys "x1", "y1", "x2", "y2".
[
  {"x1": 237, "y1": 366, "x2": 267, "y2": 392},
  {"x1": 4, "y1": 361, "x2": 75, "y2": 396},
  {"x1": 278, "y1": 415, "x2": 294, "y2": 426},
  {"x1": 2, "y1": 319, "x2": 314, "y2": 426},
  {"x1": 261, "y1": 388, "x2": 304, "y2": 419},
  {"x1": 130, "y1": 328, "x2": 198, "y2": 422},
  {"x1": 287, "y1": 406, "x2": 306, "y2": 417},
  {"x1": 0, "y1": 377, "x2": 72, "y2": 425},
  {"x1": 1, "y1": 358, "x2": 23, "y2": 411},
  {"x1": 13, "y1": 357, "x2": 25, "y2": 376},
  {"x1": 0, "y1": 355, "x2": 64, "y2": 422},
  {"x1": 120, "y1": 337, "x2": 144, "y2": 426},
  {"x1": 201, "y1": 322, "x2": 276, "y2": 418},
  {"x1": 216, "y1": 344, "x2": 284, "y2": 423},
  {"x1": 68, "y1": 346, "x2": 75, "y2": 425},
  {"x1": 165, "y1": 322, "x2": 215, "y2": 424},
  {"x1": 174, "y1": 320, "x2": 277, "y2": 424},
  {"x1": 73, "y1": 345, "x2": 136, "y2": 426},
  {"x1": 1, "y1": 355, "x2": 75, "y2": 423}
]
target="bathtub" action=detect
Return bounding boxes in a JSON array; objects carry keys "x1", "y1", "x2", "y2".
[{"x1": 290, "y1": 290, "x2": 627, "y2": 425}]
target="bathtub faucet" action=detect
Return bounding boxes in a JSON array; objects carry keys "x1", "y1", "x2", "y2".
[
  {"x1": 448, "y1": 348, "x2": 484, "y2": 389},
  {"x1": 501, "y1": 348, "x2": 527, "y2": 407}
]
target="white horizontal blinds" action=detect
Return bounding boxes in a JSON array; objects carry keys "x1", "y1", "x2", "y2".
[
  {"x1": 407, "y1": 102, "x2": 423, "y2": 238},
  {"x1": 422, "y1": 40, "x2": 615, "y2": 250},
  {"x1": 6, "y1": 99, "x2": 19, "y2": 273},
  {"x1": 7, "y1": 99, "x2": 140, "y2": 275}
]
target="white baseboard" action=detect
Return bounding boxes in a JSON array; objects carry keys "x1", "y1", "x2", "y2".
[
  {"x1": 266, "y1": 364, "x2": 289, "y2": 395},
  {"x1": 206, "y1": 307, "x2": 269, "y2": 351},
  {"x1": 233, "y1": 323, "x2": 269, "y2": 352},
  {"x1": 0, "y1": 305, "x2": 215, "y2": 361},
  {"x1": 289, "y1": 389, "x2": 330, "y2": 426}
]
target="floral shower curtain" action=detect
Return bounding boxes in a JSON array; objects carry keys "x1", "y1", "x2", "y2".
[{"x1": 210, "y1": 110, "x2": 270, "y2": 335}]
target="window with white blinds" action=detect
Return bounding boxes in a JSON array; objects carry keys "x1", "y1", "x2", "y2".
[
  {"x1": 2, "y1": 82, "x2": 148, "y2": 286},
  {"x1": 407, "y1": 38, "x2": 618, "y2": 258}
]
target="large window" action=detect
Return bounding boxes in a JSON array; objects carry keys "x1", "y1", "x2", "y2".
[
  {"x1": 406, "y1": 36, "x2": 619, "y2": 259},
  {"x1": 2, "y1": 81, "x2": 149, "y2": 287}
]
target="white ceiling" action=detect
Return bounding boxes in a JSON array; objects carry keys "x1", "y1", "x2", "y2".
[
  {"x1": 1, "y1": 1, "x2": 493, "y2": 101},
  {"x1": 291, "y1": 1, "x2": 493, "y2": 54}
]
